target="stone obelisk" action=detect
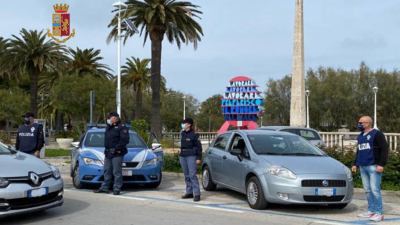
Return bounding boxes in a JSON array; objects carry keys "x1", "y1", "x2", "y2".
[{"x1": 290, "y1": 0, "x2": 306, "y2": 127}]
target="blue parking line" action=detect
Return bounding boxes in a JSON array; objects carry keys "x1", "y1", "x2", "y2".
[{"x1": 66, "y1": 188, "x2": 400, "y2": 224}]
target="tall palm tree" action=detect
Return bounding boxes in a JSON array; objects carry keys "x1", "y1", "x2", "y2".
[
  {"x1": 8, "y1": 29, "x2": 68, "y2": 115},
  {"x1": 108, "y1": 0, "x2": 203, "y2": 138},
  {"x1": 68, "y1": 47, "x2": 112, "y2": 79},
  {"x1": 0, "y1": 37, "x2": 11, "y2": 80},
  {"x1": 122, "y1": 57, "x2": 151, "y2": 119}
]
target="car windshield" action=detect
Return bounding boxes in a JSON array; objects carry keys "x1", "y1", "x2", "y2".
[
  {"x1": 281, "y1": 129, "x2": 321, "y2": 141},
  {"x1": 84, "y1": 132, "x2": 147, "y2": 148},
  {"x1": 0, "y1": 142, "x2": 16, "y2": 155},
  {"x1": 247, "y1": 134, "x2": 325, "y2": 156}
]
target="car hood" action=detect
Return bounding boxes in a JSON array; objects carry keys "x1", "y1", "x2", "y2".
[
  {"x1": 259, "y1": 155, "x2": 346, "y2": 174},
  {"x1": 80, "y1": 147, "x2": 157, "y2": 162},
  {"x1": 0, "y1": 152, "x2": 52, "y2": 177}
]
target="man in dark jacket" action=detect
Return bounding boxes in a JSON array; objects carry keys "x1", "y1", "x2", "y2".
[
  {"x1": 352, "y1": 116, "x2": 388, "y2": 222},
  {"x1": 15, "y1": 112, "x2": 44, "y2": 158},
  {"x1": 94, "y1": 112, "x2": 129, "y2": 195},
  {"x1": 179, "y1": 117, "x2": 202, "y2": 202}
]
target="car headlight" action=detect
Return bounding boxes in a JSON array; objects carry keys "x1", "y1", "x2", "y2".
[
  {"x1": 0, "y1": 177, "x2": 9, "y2": 188},
  {"x1": 83, "y1": 157, "x2": 104, "y2": 167},
  {"x1": 268, "y1": 166, "x2": 297, "y2": 179},
  {"x1": 344, "y1": 166, "x2": 353, "y2": 181},
  {"x1": 50, "y1": 165, "x2": 61, "y2": 179},
  {"x1": 142, "y1": 158, "x2": 158, "y2": 167}
]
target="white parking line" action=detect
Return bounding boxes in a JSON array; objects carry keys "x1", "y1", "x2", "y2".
[
  {"x1": 195, "y1": 205, "x2": 244, "y2": 214},
  {"x1": 110, "y1": 195, "x2": 147, "y2": 201},
  {"x1": 309, "y1": 221, "x2": 350, "y2": 225}
]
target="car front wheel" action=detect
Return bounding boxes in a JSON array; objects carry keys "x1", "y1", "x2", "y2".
[
  {"x1": 246, "y1": 176, "x2": 268, "y2": 209},
  {"x1": 72, "y1": 164, "x2": 84, "y2": 189}
]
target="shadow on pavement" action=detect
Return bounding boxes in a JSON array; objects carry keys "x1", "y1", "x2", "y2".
[{"x1": 0, "y1": 197, "x2": 90, "y2": 225}]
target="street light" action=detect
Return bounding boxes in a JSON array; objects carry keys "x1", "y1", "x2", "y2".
[
  {"x1": 305, "y1": 89, "x2": 310, "y2": 128},
  {"x1": 373, "y1": 86, "x2": 378, "y2": 129},
  {"x1": 112, "y1": 1, "x2": 127, "y2": 116},
  {"x1": 183, "y1": 95, "x2": 186, "y2": 119}
]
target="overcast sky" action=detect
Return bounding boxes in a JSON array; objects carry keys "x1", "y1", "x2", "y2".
[{"x1": 1, "y1": 0, "x2": 399, "y2": 101}]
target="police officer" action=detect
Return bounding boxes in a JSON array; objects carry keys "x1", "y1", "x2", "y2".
[
  {"x1": 179, "y1": 118, "x2": 202, "y2": 202},
  {"x1": 94, "y1": 112, "x2": 129, "y2": 195},
  {"x1": 15, "y1": 112, "x2": 44, "y2": 158}
]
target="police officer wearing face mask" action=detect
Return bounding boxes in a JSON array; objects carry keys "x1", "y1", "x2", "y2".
[
  {"x1": 15, "y1": 112, "x2": 44, "y2": 158},
  {"x1": 179, "y1": 117, "x2": 202, "y2": 202},
  {"x1": 94, "y1": 112, "x2": 129, "y2": 195}
]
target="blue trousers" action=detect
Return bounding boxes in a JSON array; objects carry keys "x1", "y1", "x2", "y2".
[
  {"x1": 360, "y1": 165, "x2": 383, "y2": 214},
  {"x1": 179, "y1": 155, "x2": 200, "y2": 196},
  {"x1": 100, "y1": 156, "x2": 123, "y2": 191}
]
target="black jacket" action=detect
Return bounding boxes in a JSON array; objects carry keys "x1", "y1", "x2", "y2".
[
  {"x1": 15, "y1": 123, "x2": 44, "y2": 154},
  {"x1": 180, "y1": 130, "x2": 202, "y2": 160},
  {"x1": 104, "y1": 122, "x2": 129, "y2": 158}
]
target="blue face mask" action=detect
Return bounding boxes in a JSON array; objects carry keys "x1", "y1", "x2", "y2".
[
  {"x1": 181, "y1": 123, "x2": 186, "y2": 130},
  {"x1": 357, "y1": 123, "x2": 365, "y2": 132}
]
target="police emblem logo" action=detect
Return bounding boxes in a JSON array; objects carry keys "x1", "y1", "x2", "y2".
[
  {"x1": 31, "y1": 127, "x2": 35, "y2": 133},
  {"x1": 46, "y1": 3, "x2": 75, "y2": 43}
]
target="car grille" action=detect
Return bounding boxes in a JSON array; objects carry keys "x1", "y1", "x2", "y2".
[
  {"x1": 6, "y1": 172, "x2": 54, "y2": 187},
  {"x1": 301, "y1": 179, "x2": 346, "y2": 187},
  {"x1": 0, "y1": 190, "x2": 62, "y2": 211},
  {"x1": 122, "y1": 162, "x2": 139, "y2": 168},
  {"x1": 303, "y1": 195, "x2": 344, "y2": 202}
]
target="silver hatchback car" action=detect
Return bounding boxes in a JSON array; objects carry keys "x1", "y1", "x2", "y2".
[
  {"x1": 0, "y1": 142, "x2": 63, "y2": 218},
  {"x1": 201, "y1": 130, "x2": 353, "y2": 209}
]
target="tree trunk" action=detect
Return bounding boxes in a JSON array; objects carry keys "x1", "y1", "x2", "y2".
[
  {"x1": 150, "y1": 32, "x2": 163, "y2": 139},
  {"x1": 135, "y1": 84, "x2": 143, "y2": 119},
  {"x1": 55, "y1": 110, "x2": 64, "y2": 131},
  {"x1": 30, "y1": 70, "x2": 39, "y2": 116}
]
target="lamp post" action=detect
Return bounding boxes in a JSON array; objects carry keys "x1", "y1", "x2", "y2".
[
  {"x1": 113, "y1": 1, "x2": 127, "y2": 116},
  {"x1": 373, "y1": 86, "x2": 378, "y2": 129},
  {"x1": 305, "y1": 89, "x2": 310, "y2": 128},
  {"x1": 183, "y1": 95, "x2": 186, "y2": 119}
]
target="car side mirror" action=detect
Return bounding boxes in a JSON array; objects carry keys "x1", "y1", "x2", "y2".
[
  {"x1": 71, "y1": 142, "x2": 80, "y2": 148},
  {"x1": 152, "y1": 143, "x2": 162, "y2": 151}
]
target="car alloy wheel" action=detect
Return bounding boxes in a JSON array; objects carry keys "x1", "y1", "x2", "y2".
[
  {"x1": 246, "y1": 176, "x2": 268, "y2": 209},
  {"x1": 202, "y1": 166, "x2": 216, "y2": 191}
]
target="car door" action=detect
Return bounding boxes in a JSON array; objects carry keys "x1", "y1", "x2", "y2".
[
  {"x1": 223, "y1": 134, "x2": 249, "y2": 190},
  {"x1": 206, "y1": 133, "x2": 231, "y2": 182}
]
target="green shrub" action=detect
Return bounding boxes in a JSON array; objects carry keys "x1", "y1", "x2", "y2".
[
  {"x1": 131, "y1": 119, "x2": 149, "y2": 142},
  {"x1": 0, "y1": 132, "x2": 11, "y2": 144}
]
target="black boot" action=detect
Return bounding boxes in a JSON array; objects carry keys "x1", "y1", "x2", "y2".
[
  {"x1": 193, "y1": 195, "x2": 201, "y2": 202},
  {"x1": 181, "y1": 193, "x2": 194, "y2": 199},
  {"x1": 93, "y1": 189, "x2": 110, "y2": 194}
]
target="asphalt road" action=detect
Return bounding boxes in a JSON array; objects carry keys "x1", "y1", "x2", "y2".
[{"x1": 1, "y1": 164, "x2": 400, "y2": 225}]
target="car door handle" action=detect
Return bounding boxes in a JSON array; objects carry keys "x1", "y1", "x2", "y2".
[{"x1": 222, "y1": 155, "x2": 227, "y2": 160}]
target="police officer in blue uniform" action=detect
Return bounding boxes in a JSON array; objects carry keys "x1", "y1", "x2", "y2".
[
  {"x1": 15, "y1": 112, "x2": 44, "y2": 158},
  {"x1": 179, "y1": 118, "x2": 202, "y2": 202},
  {"x1": 352, "y1": 116, "x2": 388, "y2": 222},
  {"x1": 94, "y1": 112, "x2": 129, "y2": 195}
]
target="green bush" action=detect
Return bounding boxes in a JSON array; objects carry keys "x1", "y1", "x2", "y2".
[
  {"x1": 324, "y1": 146, "x2": 400, "y2": 191},
  {"x1": 131, "y1": 119, "x2": 149, "y2": 142},
  {"x1": 0, "y1": 132, "x2": 11, "y2": 144}
]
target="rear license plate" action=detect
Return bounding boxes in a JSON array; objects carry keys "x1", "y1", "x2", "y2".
[
  {"x1": 28, "y1": 187, "x2": 48, "y2": 198},
  {"x1": 122, "y1": 169, "x2": 133, "y2": 176},
  {"x1": 315, "y1": 188, "x2": 336, "y2": 196}
]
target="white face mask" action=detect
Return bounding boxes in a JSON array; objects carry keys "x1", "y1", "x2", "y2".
[
  {"x1": 181, "y1": 123, "x2": 186, "y2": 130},
  {"x1": 107, "y1": 119, "x2": 112, "y2": 125}
]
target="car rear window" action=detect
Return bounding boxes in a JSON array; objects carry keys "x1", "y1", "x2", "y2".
[
  {"x1": 281, "y1": 129, "x2": 321, "y2": 141},
  {"x1": 84, "y1": 132, "x2": 147, "y2": 148}
]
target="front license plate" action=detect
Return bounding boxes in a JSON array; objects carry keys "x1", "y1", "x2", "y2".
[
  {"x1": 122, "y1": 169, "x2": 133, "y2": 176},
  {"x1": 28, "y1": 187, "x2": 48, "y2": 198},
  {"x1": 315, "y1": 188, "x2": 336, "y2": 196}
]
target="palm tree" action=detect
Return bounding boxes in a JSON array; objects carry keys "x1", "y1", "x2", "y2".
[
  {"x1": 108, "y1": 0, "x2": 203, "y2": 138},
  {"x1": 8, "y1": 29, "x2": 68, "y2": 115},
  {"x1": 0, "y1": 37, "x2": 11, "y2": 80},
  {"x1": 68, "y1": 47, "x2": 112, "y2": 79},
  {"x1": 122, "y1": 57, "x2": 151, "y2": 119}
]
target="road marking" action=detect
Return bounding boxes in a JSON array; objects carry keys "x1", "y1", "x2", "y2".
[
  {"x1": 195, "y1": 205, "x2": 244, "y2": 213},
  {"x1": 111, "y1": 195, "x2": 147, "y2": 201},
  {"x1": 309, "y1": 220, "x2": 350, "y2": 225}
]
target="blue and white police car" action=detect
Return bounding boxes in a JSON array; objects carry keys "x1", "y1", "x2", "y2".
[{"x1": 70, "y1": 126, "x2": 163, "y2": 189}]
